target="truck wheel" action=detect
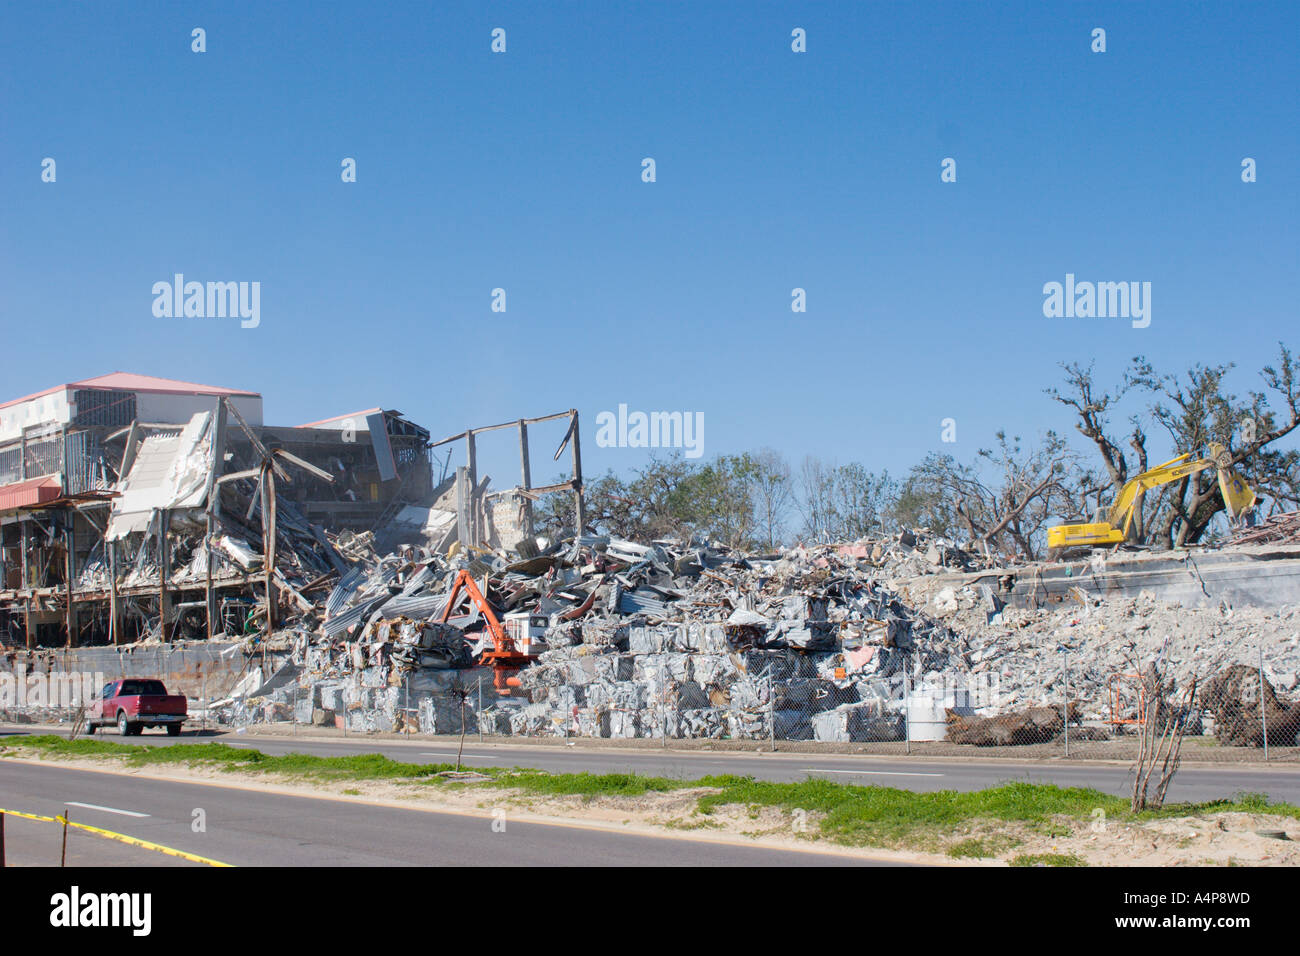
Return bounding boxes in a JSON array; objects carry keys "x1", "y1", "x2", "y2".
[
  {"x1": 86, "y1": 722, "x2": 96, "y2": 735},
  {"x1": 167, "y1": 724, "x2": 181, "y2": 737},
  {"x1": 117, "y1": 711, "x2": 132, "y2": 736}
]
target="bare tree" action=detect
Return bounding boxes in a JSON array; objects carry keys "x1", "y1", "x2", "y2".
[
  {"x1": 749, "y1": 448, "x2": 793, "y2": 549},
  {"x1": 796, "y1": 456, "x2": 837, "y2": 543},
  {"x1": 893, "y1": 433, "x2": 1081, "y2": 560},
  {"x1": 1131, "y1": 662, "x2": 1198, "y2": 812},
  {"x1": 829, "y1": 463, "x2": 897, "y2": 540}
]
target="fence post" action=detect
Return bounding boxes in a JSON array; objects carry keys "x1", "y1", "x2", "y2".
[
  {"x1": 769, "y1": 695, "x2": 776, "y2": 753},
  {"x1": 477, "y1": 677, "x2": 483, "y2": 743},
  {"x1": 60, "y1": 811, "x2": 69, "y2": 867},
  {"x1": 1062, "y1": 648, "x2": 1069, "y2": 758},
  {"x1": 903, "y1": 653, "x2": 911, "y2": 756},
  {"x1": 1, "y1": 811, "x2": 6, "y2": 868},
  {"x1": 1260, "y1": 645, "x2": 1269, "y2": 762},
  {"x1": 200, "y1": 673, "x2": 207, "y2": 734},
  {"x1": 293, "y1": 680, "x2": 298, "y2": 736}
]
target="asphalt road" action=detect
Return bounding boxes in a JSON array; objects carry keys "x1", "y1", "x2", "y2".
[
  {"x1": 0, "y1": 761, "x2": 889, "y2": 867},
  {"x1": 5, "y1": 723, "x2": 1299, "y2": 803}
]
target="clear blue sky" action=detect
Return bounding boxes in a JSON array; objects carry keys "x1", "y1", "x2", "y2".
[{"x1": 2, "y1": 1, "x2": 1296, "y2": 487}]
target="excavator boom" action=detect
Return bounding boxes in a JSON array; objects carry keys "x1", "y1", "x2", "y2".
[
  {"x1": 1048, "y1": 443, "x2": 1255, "y2": 551},
  {"x1": 438, "y1": 568, "x2": 537, "y2": 693}
]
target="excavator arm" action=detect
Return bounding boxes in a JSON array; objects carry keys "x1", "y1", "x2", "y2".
[
  {"x1": 1048, "y1": 443, "x2": 1255, "y2": 551},
  {"x1": 438, "y1": 569, "x2": 536, "y2": 693}
]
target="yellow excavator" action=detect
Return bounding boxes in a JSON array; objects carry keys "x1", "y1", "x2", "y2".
[{"x1": 1047, "y1": 442, "x2": 1256, "y2": 551}]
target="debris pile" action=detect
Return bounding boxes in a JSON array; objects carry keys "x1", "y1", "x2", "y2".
[
  {"x1": 1203, "y1": 664, "x2": 1300, "y2": 747},
  {"x1": 906, "y1": 581, "x2": 1300, "y2": 725},
  {"x1": 216, "y1": 532, "x2": 989, "y2": 740},
  {"x1": 1228, "y1": 510, "x2": 1300, "y2": 546},
  {"x1": 946, "y1": 703, "x2": 1080, "y2": 747},
  {"x1": 204, "y1": 526, "x2": 1300, "y2": 746}
]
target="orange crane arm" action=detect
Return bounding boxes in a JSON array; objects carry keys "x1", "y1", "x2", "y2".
[{"x1": 439, "y1": 569, "x2": 533, "y2": 692}]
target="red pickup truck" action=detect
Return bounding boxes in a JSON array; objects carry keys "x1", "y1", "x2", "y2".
[{"x1": 87, "y1": 679, "x2": 188, "y2": 736}]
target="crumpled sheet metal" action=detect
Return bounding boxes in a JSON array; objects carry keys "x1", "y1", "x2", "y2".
[{"x1": 225, "y1": 528, "x2": 1015, "y2": 739}]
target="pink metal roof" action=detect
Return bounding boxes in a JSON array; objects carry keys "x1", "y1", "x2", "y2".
[
  {"x1": 0, "y1": 373, "x2": 261, "y2": 411},
  {"x1": 0, "y1": 475, "x2": 61, "y2": 512}
]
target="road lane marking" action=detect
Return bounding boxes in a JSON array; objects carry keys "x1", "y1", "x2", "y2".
[
  {"x1": 421, "y1": 752, "x2": 502, "y2": 759},
  {"x1": 803, "y1": 769, "x2": 944, "y2": 777},
  {"x1": 65, "y1": 801, "x2": 150, "y2": 818}
]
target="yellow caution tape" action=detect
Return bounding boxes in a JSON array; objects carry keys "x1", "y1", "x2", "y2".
[
  {"x1": 0, "y1": 807, "x2": 233, "y2": 867},
  {"x1": 0, "y1": 808, "x2": 60, "y2": 823}
]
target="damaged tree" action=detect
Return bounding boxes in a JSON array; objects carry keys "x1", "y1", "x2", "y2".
[
  {"x1": 1048, "y1": 346, "x2": 1300, "y2": 549},
  {"x1": 1131, "y1": 662, "x2": 1197, "y2": 812}
]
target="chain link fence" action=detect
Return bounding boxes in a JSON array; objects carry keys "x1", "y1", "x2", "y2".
[
  {"x1": 216, "y1": 630, "x2": 1300, "y2": 762},
  {"x1": 7, "y1": 628, "x2": 1293, "y2": 762}
]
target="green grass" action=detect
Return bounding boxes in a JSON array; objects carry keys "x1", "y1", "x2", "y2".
[
  {"x1": 1010, "y1": 853, "x2": 1087, "y2": 867},
  {"x1": 691, "y1": 777, "x2": 1128, "y2": 848},
  {"x1": 2, "y1": 735, "x2": 462, "y2": 781},
  {"x1": 6, "y1": 735, "x2": 1298, "y2": 853},
  {"x1": 947, "y1": 838, "x2": 1000, "y2": 859},
  {"x1": 488, "y1": 769, "x2": 680, "y2": 799}
]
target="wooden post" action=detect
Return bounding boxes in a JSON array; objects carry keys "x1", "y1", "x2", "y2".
[
  {"x1": 205, "y1": 512, "x2": 215, "y2": 640},
  {"x1": 63, "y1": 511, "x2": 74, "y2": 648},
  {"x1": 204, "y1": 399, "x2": 227, "y2": 641},
  {"x1": 108, "y1": 537, "x2": 121, "y2": 645},
  {"x1": 518, "y1": 420, "x2": 533, "y2": 537},
  {"x1": 20, "y1": 521, "x2": 31, "y2": 649},
  {"x1": 157, "y1": 509, "x2": 171, "y2": 641},
  {"x1": 569, "y1": 411, "x2": 585, "y2": 535},
  {"x1": 262, "y1": 466, "x2": 277, "y2": 632}
]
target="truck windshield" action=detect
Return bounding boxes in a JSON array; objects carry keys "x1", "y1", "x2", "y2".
[{"x1": 119, "y1": 680, "x2": 167, "y2": 696}]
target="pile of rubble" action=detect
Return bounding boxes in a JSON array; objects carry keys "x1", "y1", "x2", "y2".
[
  {"x1": 219, "y1": 532, "x2": 987, "y2": 740},
  {"x1": 210, "y1": 526, "x2": 1300, "y2": 747},
  {"x1": 1229, "y1": 510, "x2": 1300, "y2": 546},
  {"x1": 914, "y1": 580, "x2": 1300, "y2": 723}
]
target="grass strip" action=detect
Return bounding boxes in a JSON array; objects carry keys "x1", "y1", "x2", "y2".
[{"x1": 5, "y1": 735, "x2": 1298, "y2": 850}]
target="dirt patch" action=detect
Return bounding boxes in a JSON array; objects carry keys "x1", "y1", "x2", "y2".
[{"x1": 1047, "y1": 811, "x2": 1300, "y2": 866}]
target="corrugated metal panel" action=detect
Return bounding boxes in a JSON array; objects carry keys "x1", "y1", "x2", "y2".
[
  {"x1": 321, "y1": 594, "x2": 390, "y2": 637},
  {"x1": 0, "y1": 475, "x2": 61, "y2": 512},
  {"x1": 376, "y1": 590, "x2": 451, "y2": 621},
  {"x1": 619, "y1": 589, "x2": 674, "y2": 617},
  {"x1": 325, "y1": 566, "x2": 365, "y2": 619}
]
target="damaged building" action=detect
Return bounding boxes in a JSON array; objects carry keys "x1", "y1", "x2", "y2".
[
  {"x1": 0, "y1": 373, "x2": 434, "y2": 648},
  {"x1": 3, "y1": 376, "x2": 1298, "y2": 751}
]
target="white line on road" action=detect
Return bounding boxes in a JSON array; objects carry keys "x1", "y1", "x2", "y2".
[
  {"x1": 421, "y1": 752, "x2": 502, "y2": 760},
  {"x1": 803, "y1": 769, "x2": 944, "y2": 777},
  {"x1": 64, "y1": 801, "x2": 151, "y2": 818}
]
